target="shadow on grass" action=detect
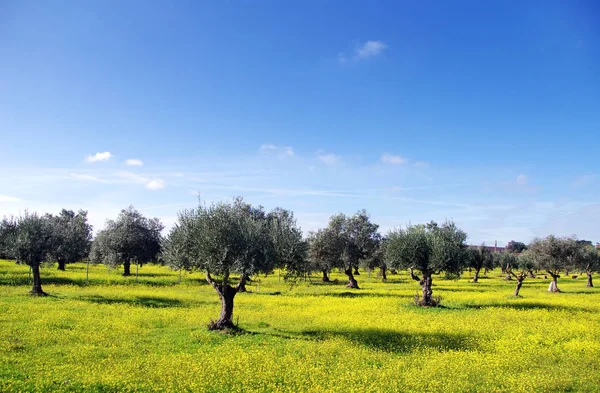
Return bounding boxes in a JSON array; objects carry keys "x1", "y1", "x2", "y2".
[
  {"x1": 326, "y1": 291, "x2": 401, "y2": 299},
  {"x1": 254, "y1": 327, "x2": 474, "y2": 353},
  {"x1": 304, "y1": 279, "x2": 349, "y2": 286},
  {"x1": 78, "y1": 295, "x2": 187, "y2": 308},
  {"x1": 463, "y1": 301, "x2": 590, "y2": 312},
  {"x1": 0, "y1": 275, "x2": 209, "y2": 288}
]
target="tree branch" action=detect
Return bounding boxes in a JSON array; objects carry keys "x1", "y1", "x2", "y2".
[
  {"x1": 234, "y1": 273, "x2": 247, "y2": 293},
  {"x1": 408, "y1": 267, "x2": 421, "y2": 282},
  {"x1": 205, "y1": 270, "x2": 221, "y2": 294}
]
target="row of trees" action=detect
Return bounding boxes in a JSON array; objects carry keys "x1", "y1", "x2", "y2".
[{"x1": 1, "y1": 198, "x2": 599, "y2": 329}]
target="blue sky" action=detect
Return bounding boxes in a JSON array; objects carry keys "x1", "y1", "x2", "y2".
[{"x1": 1, "y1": 0, "x2": 599, "y2": 245}]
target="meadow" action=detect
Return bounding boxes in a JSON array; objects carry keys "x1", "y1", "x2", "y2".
[{"x1": 1, "y1": 259, "x2": 599, "y2": 393}]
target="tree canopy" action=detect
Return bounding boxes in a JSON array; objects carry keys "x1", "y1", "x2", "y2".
[
  {"x1": 385, "y1": 220, "x2": 468, "y2": 306},
  {"x1": 528, "y1": 235, "x2": 578, "y2": 292},
  {"x1": 163, "y1": 198, "x2": 306, "y2": 330},
  {"x1": 467, "y1": 244, "x2": 495, "y2": 283},
  {"x1": 47, "y1": 209, "x2": 92, "y2": 270},
  {"x1": 89, "y1": 206, "x2": 163, "y2": 276},
  {"x1": 11, "y1": 212, "x2": 53, "y2": 295}
]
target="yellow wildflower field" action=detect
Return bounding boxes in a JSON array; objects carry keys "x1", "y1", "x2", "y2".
[{"x1": 1, "y1": 260, "x2": 599, "y2": 392}]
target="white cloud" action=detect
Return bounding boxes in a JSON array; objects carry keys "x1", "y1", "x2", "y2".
[
  {"x1": 381, "y1": 153, "x2": 407, "y2": 165},
  {"x1": 259, "y1": 144, "x2": 294, "y2": 157},
  {"x1": 260, "y1": 144, "x2": 277, "y2": 153},
  {"x1": 125, "y1": 159, "x2": 143, "y2": 167},
  {"x1": 338, "y1": 40, "x2": 387, "y2": 64},
  {"x1": 356, "y1": 40, "x2": 387, "y2": 59},
  {"x1": 85, "y1": 152, "x2": 112, "y2": 163},
  {"x1": 317, "y1": 153, "x2": 340, "y2": 165},
  {"x1": 69, "y1": 173, "x2": 106, "y2": 183},
  {"x1": 516, "y1": 174, "x2": 528, "y2": 185},
  {"x1": 0, "y1": 195, "x2": 20, "y2": 202},
  {"x1": 146, "y1": 179, "x2": 165, "y2": 190},
  {"x1": 117, "y1": 172, "x2": 165, "y2": 191}
]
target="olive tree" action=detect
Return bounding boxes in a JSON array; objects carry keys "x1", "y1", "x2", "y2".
[
  {"x1": 47, "y1": 209, "x2": 92, "y2": 270},
  {"x1": 89, "y1": 206, "x2": 163, "y2": 276},
  {"x1": 164, "y1": 198, "x2": 305, "y2": 330},
  {"x1": 0, "y1": 216, "x2": 17, "y2": 260},
  {"x1": 385, "y1": 220, "x2": 468, "y2": 306},
  {"x1": 494, "y1": 249, "x2": 518, "y2": 280},
  {"x1": 507, "y1": 251, "x2": 536, "y2": 296},
  {"x1": 307, "y1": 229, "x2": 336, "y2": 282},
  {"x1": 575, "y1": 244, "x2": 599, "y2": 288},
  {"x1": 467, "y1": 244, "x2": 495, "y2": 283},
  {"x1": 528, "y1": 235, "x2": 578, "y2": 292},
  {"x1": 11, "y1": 212, "x2": 53, "y2": 295},
  {"x1": 361, "y1": 236, "x2": 387, "y2": 281}
]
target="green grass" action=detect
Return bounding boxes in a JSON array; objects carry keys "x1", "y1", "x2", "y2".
[{"x1": 1, "y1": 260, "x2": 599, "y2": 392}]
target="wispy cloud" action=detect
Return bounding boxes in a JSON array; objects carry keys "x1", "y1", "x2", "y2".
[
  {"x1": 356, "y1": 40, "x2": 387, "y2": 59},
  {"x1": 259, "y1": 144, "x2": 294, "y2": 157},
  {"x1": 381, "y1": 153, "x2": 407, "y2": 165},
  {"x1": 0, "y1": 195, "x2": 21, "y2": 202},
  {"x1": 339, "y1": 40, "x2": 387, "y2": 64},
  {"x1": 516, "y1": 174, "x2": 528, "y2": 185},
  {"x1": 69, "y1": 173, "x2": 107, "y2": 183},
  {"x1": 125, "y1": 159, "x2": 144, "y2": 167},
  {"x1": 117, "y1": 172, "x2": 165, "y2": 191},
  {"x1": 85, "y1": 152, "x2": 112, "y2": 163},
  {"x1": 317, "y1": 153, "x2": 340, "y2": 165}
]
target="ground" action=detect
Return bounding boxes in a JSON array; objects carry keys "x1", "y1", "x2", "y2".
[{"x1": 1, "y1": 260, "x2": 599, "y2": 392}]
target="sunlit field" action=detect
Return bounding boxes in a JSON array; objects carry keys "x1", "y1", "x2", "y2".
[{"x1": 1, "y1": 260, "x2": 599, "y2": 392}]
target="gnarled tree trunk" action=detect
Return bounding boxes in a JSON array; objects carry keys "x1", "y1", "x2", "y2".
[
  {"x1": 123, "y1": 259, "x2": 131, "y2": 276},
  {"x1": 380, "y1": 265, "x2": 387, "y2": 281},
  {"x1": 514, "y1": 274, "x2": 524, "y2": 296},
  {"x1": 548, "y1": 273, "x2": 560, "y2": 292},
  {"x1": 344, "y1": 268, "x2": 359, "y2": 289},
  {"x1": 419, "y1": 275, "x2": 433, "y2": 306},
  {"x1": 216, "y1": 285, "x2": 236, "y2": 328},
  {"x1": 353, "y1": 267, "x2": 360, "y2": 276},
  {"x1": 30, "y1": 264, "x2": 46, "y2": 296},
  {"x1": 206, "y1": 272, "x2": 246, "y2": 330},
  {"x1": 473, "y1": 267, "x2": 481, "y2": 283},
  {"x1": 57, "y1": 259, "x2": 66, "y2": 271},
  {"x1": 321, "y1": 269, "x2": 330, "y2": 282},
  {"x1": 528, "y1": 270, "x2": 535, "y2": 279},
  {"x1": 586, "y1": 270, "x2": 593, "y2": 288}
]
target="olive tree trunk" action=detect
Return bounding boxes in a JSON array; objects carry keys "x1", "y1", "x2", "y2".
[
  {"x1": 380, "y1": 265, "x2": 387, "y2": 281},
  {"x1": 514, "y1": 275, "x2": 524, "y2": 296},
  {"x1": 57, "y1": 259, "x2": 66, "y2": 271},
  {"x1": 586, "y1": 271, "x2": 593, "y2": 288},
  {"x1": 30, "y1": 264, "x2": 47, "y2": 296},
  {"x1": 353, "y1": 267, "x2": 360, "y2": 276},
  {"x1": 321, "y1": 269, "x2": 330, "y2": 282},
  {"x1": 473, "y1": 267, "x2": 481, "y2": 283},
  {"x1": 123, "y1": 259, "x2": 131, "y2": 276},
  {"x1": 206, "y1": 272, "x2": 246, "y2": 330},
  {"x1": 548, "y1": 274, "x2": 560, "y2": 292},
  {"x1": 419, "y1": 275, "x2": 433, "y2": 306},
  {"x1": 344, "y1": 268, "x2": 359, "y2": 289}
]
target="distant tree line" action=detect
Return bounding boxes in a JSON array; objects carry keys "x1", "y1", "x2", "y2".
[{"x1": 1, "y1": 197, "x2": 599, "y2": 330}]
